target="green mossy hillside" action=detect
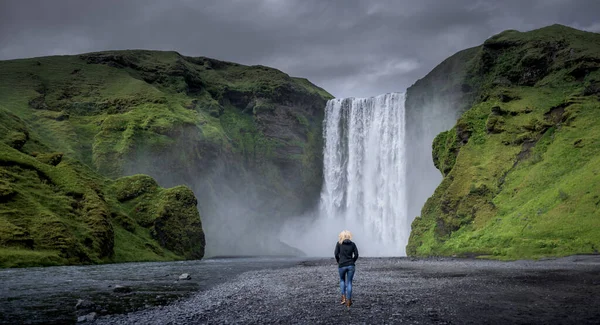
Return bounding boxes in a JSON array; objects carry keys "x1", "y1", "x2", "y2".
[
  {"x1": 0, "y1": 107, "x2": 204, "y2": 267},
  {"x1": 0, "y1": 50, "x2": 331, "y2": 182},
  {"x1": 0, "y1": 49, "x2": 331, "y2": 264},
  {"x1": 408, "y1": 25, "x2": 600, "y2": 259}
]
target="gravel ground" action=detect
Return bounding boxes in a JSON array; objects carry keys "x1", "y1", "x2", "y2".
[
  {"x1": 0, "y1": 257, "x2": 302, "y2": 324},
  {"x1": 95, "y1": 255, "x2": 600, "y2": 325}
]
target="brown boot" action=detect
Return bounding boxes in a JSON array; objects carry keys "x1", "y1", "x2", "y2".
[
  {"x1": 340, "y1": 295, "x2": 346, "y2": 305},
  {"x1": 346, "y1": 298, "x2": 352, "y2": 308}
]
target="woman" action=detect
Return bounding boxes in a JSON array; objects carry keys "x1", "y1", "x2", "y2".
[{"x1": 334, "y1": 230, "x2": 359, "y2": 307}]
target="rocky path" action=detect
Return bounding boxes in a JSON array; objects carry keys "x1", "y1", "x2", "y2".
[{"x1": 95, "y1": 255, "x2": 600, "y2": 324}]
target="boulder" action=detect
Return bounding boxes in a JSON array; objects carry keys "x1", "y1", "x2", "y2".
[
  {"x1": 75, "y1": 299, "x2": 95, "y2": 310},
  {"x1": 113, "y1": 285, "x2": 132, "y2": 293},
  {"x1": 77, "y1": 312, "x2": 97, "y2": 323}
]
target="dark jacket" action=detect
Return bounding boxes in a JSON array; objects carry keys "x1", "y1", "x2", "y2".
[{"x1": 334, "y1": 239, "x2": 359, "y2": 267}]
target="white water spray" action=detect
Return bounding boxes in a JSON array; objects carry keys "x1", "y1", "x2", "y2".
[{"x1": 282, "y1": 93, "x2": 408, "y2": 256}]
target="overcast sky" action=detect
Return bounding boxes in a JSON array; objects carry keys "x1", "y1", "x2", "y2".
[{"x1": 1, "y1": 0, "x2": 599, "y2": 98}]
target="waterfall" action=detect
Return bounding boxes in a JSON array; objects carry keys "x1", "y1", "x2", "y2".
[{"x1": 319, "y1": 93, "x2": 408, "y2": 256}]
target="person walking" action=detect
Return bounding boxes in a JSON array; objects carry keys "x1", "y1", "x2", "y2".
[{"x1": 334, "y1": 230, "x2": 359, "y2": 308}]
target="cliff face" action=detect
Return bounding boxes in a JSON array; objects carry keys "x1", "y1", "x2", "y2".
[
  {"x1": 0, "y1": 50, "x2": 332, "y2": 266},
  {"x1": 404, "y1": 46, "x2": 481, "y2": 222},
  {"x1": 407, "y1": 25, "x2": 600, "y2": 259}
]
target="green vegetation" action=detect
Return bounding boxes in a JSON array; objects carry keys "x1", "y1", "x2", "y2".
[
  {"x1": 113, "y1": 177, "x2": 204, "y2": 259},
  {"x1": 0, "y1": 136, "x2": 201, "y2": 267},
  {"x1": 408, "y1": 25, "x2": 600, "y2": 260},
  {"x1": 0, "y1": 49, "x2": 331, "y2": 267}
]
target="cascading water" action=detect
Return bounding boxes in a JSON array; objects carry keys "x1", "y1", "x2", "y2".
[
  {"x1": 279, "y1": 92, "x2": 411, "y2": 256},
  {"x1": 319, "y1": 93, "x2": 408, "y2": 256}
]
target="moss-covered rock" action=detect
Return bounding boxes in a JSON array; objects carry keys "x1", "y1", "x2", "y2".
[
  {"x1": 407, "y1": 25, "x2": 600, "y2": 260},
  {"x1": 6, "y1": 131, "x2": 28, "y2": 150},
  {"x1": 114, "y1": 174, "x2": 159, "y2": 202},
  {"x1": 35, "y1": 152, "x2": 63, "y2": 166},
  {"x1": 152, "y1": 186, "x2": 205, "y2": 259},
  {"x1": 116, "y1": 181, "x2": 205, "y2": 259},
  {"x1": 432, "y1": 129, "x2": 460, "y2": 176},
  {"x1": 0, "y1": 178, "x2": 16, "y2": 201}
]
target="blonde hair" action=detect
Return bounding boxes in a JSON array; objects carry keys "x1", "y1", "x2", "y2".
[{"x1": 338, "y1": 230, "x2": 353, "y2": 244}]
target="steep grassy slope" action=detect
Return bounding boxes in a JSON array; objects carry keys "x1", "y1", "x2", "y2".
[
  {"x1": 0, "y1": 107, "x2": 204, "y2": 267},
  {"x1": 0, "y1": 50, "x2": 332, "y2": 263},
  {"x1": 407, "y1": 25, "x2": 600, "y2": 259}
]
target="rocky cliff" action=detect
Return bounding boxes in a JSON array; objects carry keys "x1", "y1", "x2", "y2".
[
  {"x1": 0, "y1": 50, "x2": 332, "y2": 266},
  {"x1": 407, "y1": 25, "x2": 600, "y2": 259}
]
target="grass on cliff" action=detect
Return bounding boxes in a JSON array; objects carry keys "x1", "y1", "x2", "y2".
[
  {"x1": 0, "y1": 103, "x2": 202, "y2": 267},
  {"x1": 0, "y1": 50, "x2": 331, "y2": 179},
  {"x1": 0, "y1": 141, "x2": 192, "y2": 267},
  {"x1": 458, "y1": 90, "x2": 592, "y2": 248},
  {"x1": 0, "y1": 49, "x2": 329, "y2": 267},
  {"x1": 408, "y1": 25, "x2": 600, "y2": 260},
  {"x1": 411, "y1": 83, "x2": 600, "y2": 259}
]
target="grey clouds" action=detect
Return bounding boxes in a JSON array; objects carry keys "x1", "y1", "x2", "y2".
[{"x1": 1, "y1": 0, "x2": 599, "y2": 98}]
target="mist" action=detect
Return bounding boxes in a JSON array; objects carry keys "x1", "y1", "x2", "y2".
[
  {"x1": 405, "y1": 96, "x2": 462, "y2": 222},
  {"x1": 280, "y1": 92, "x2": 461, "y2": 257},
  {"x1": 279, "y1": 211, "x2": 367, "y2": 256},
  {"x1": 122, "y1": 88, "x2": 462, "y2": 258},
  {"x1": 123, "y1": 125, "x2": 308, "y2": 258},
  {"x1": 282, "y1": 93, "x2": 408, "y2": 257}
]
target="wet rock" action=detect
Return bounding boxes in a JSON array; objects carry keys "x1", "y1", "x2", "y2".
[
  {"x1": 113, "y1": 285, "x2": 132, "y2": 293},
  {"x1": 75, "y1": 299, "x2": 95, "y2": 310},
  {"x1": 77, "y1": 312, "x2": 97, "y2": 322},
  {"x1": 87, "y1": 312, "x2": 98, "y2": 321},
  {"x1": 178, "y1": 273, "x2": 191, "y2": 280}
]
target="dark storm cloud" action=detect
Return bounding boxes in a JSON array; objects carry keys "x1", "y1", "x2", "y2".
[{"x1": 1, "y1": 0, "x2": 599, "y2": 97}]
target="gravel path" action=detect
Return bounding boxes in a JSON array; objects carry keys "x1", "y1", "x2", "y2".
[{"x1": 95, "y1": 255, "x2": 600, "y2": 324}]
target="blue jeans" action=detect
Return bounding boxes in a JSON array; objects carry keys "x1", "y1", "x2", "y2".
[{"x1": 338, "y1": 265, "x2": 355, "y2": 299}]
